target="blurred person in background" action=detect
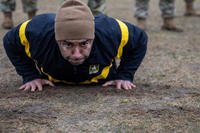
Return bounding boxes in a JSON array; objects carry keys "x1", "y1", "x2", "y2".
[
  {"x1": 60, "y1": 0, "x2": 106, "y2": 15},
  {"x1": 87, "y1": 0, "x2": 105, "y2": 15},
  {"x1": 134, "y1": 0, "x2": 183, "y2": 32},
  {"x1": 0, "y1": 0, "x2": 37, "y2": 29},
  {"x1": 184, "y1": 0, "x2": 200, "y2": 17}
]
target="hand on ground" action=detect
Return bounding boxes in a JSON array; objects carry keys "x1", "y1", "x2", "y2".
[
  {"x1": 102, "y1": 80, "x2": 136, "y2": 90},
  {"x1": 19, "y1": 79, "x2": 54, "y2": 92}
]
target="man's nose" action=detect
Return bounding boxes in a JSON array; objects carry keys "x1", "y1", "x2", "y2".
[{"x1": 72, "y1": 47, "x2": 82, "y2": 58}]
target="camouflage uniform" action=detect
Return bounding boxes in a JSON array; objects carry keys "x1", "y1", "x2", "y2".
[
  {"x1": 134, "y1": 0, "x2": 183, "y2": 32},
  {"x1": 87, "y1": 0, "x2": 106, "y2": 15},
  {"x1": 0, "y1": 0, "x2": 37, "y2": 13},
  {"x1": 60, "y1": 0, "x2": 106, "y2": 15},
  {"x1": 134, "y1": 0, "x2": 175, "y2": 19},
  {"x1": 184, "y1": 0, "x2": 199, "y2": 16},
  {"x1": 0, "y1": 0, "x2": 37, "y2": 29}
]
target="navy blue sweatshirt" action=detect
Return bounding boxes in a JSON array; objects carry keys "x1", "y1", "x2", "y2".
[{"x1": 3, "y1": 13, "x2": 148, "y2": 84}]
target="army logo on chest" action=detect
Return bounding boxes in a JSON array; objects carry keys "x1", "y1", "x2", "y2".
[{"x1": 89, "y1": 64, "x2": 99, "y2": 74}]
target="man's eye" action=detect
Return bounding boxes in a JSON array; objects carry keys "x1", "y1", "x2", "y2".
[
  {"x1": 62, "y1": 42, "x2": 72, "y2": 47},
  {"x1": 66, "y1": 43, "x2": 72, "y2": 47},
  {"x1": 80, "y1": 42, "x2": 87, "y2": 46},
  {"x1": 80, "y1": 41, "x2": 90, "y2": 46}
]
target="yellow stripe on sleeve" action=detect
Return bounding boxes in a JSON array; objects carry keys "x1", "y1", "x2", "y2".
[
  {"x1": 115, "y1": 19, "x2": 129, "y2": 59},
  {"x1": 19, "y1": 20, "x2": 31, "y2": 58}
]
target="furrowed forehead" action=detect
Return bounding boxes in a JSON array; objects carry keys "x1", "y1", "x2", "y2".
[
  {"x1": 58, "y1": 39, "x2": 93, "y2": 45},
  {"x1": 63, "y1": 39, "x2": 88, "y2": 43}
]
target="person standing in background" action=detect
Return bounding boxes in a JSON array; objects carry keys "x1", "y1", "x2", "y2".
[
  {"x1": 60, "y1": 0, "x2": 106, "y2": 15},
  {"x1": 134, "y1": 0, "x2": 183, "y2": 32},
  {"x1": 87, "y1": 0, "x2": 105, "y2": 15},
  {"x1": 0, "y1": 0, "x2": 37, "y2": 29},
  {"x1": 184, "y1": 0, "x2": 200, "y2": 17}
]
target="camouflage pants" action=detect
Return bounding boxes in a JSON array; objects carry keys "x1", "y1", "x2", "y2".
[
  {"x1": 0, "y1": 0, "x2": 37, "y2": 13},
  {"x1": 134, "y1": 0, "x2": 175, "y2": 19},
  {"x1": 87, "y1": 0, "x2": 106, "y2": 15},
  {"x1": 60, "y1": 0, "x2": 106, "y2": 15}
]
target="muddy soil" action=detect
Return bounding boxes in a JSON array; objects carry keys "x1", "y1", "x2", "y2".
[{"x1": 0, "y1": 0, "x2": 200, "y2": 132}]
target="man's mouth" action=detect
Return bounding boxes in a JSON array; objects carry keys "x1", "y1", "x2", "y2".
[{"x1": 68, "y1": 58, "x2": 85, "y2": 65}]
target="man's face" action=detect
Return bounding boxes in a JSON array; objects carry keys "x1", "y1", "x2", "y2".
[{"x1": 58, "y1": 39, "x2": 93, "y2": 65}]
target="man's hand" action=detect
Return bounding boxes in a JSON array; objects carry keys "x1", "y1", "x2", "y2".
[
  {"x1": 102, "y1": 80, "x2": 136, "y2": 90},
  {"x1": 19, "y1": 79, "x2": 55, "y2": 92}
]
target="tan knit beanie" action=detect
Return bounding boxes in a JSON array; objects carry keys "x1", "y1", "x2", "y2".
[{"x1": 55, "y1": 0, "x2": 94, "y2": 41}]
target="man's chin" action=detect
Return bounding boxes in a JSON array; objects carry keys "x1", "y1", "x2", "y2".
[{"x1": 69, "y1": 60, "x2": 84, "y2": 65}]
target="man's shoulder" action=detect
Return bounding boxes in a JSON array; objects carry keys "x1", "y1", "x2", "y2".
[
  {"x1": 26, "y1": 13, "x2": 56, "y2": 35},
  {"x1": 94, "y1": 14, "x2": 120, "y2": 36},
  {"x1": 94, "y1": 14, "x2": 117, "y2": 26},
  {"x1": 30, "y1": 13, "x2": 56, "y2": 25},
  {"x1": 24, "y1": 13, "x2": 56, "y2": 47}
]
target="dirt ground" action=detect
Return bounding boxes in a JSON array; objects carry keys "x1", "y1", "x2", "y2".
[{"x1": 0, "y1": 0, "x2": 200, "y2": 132}]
